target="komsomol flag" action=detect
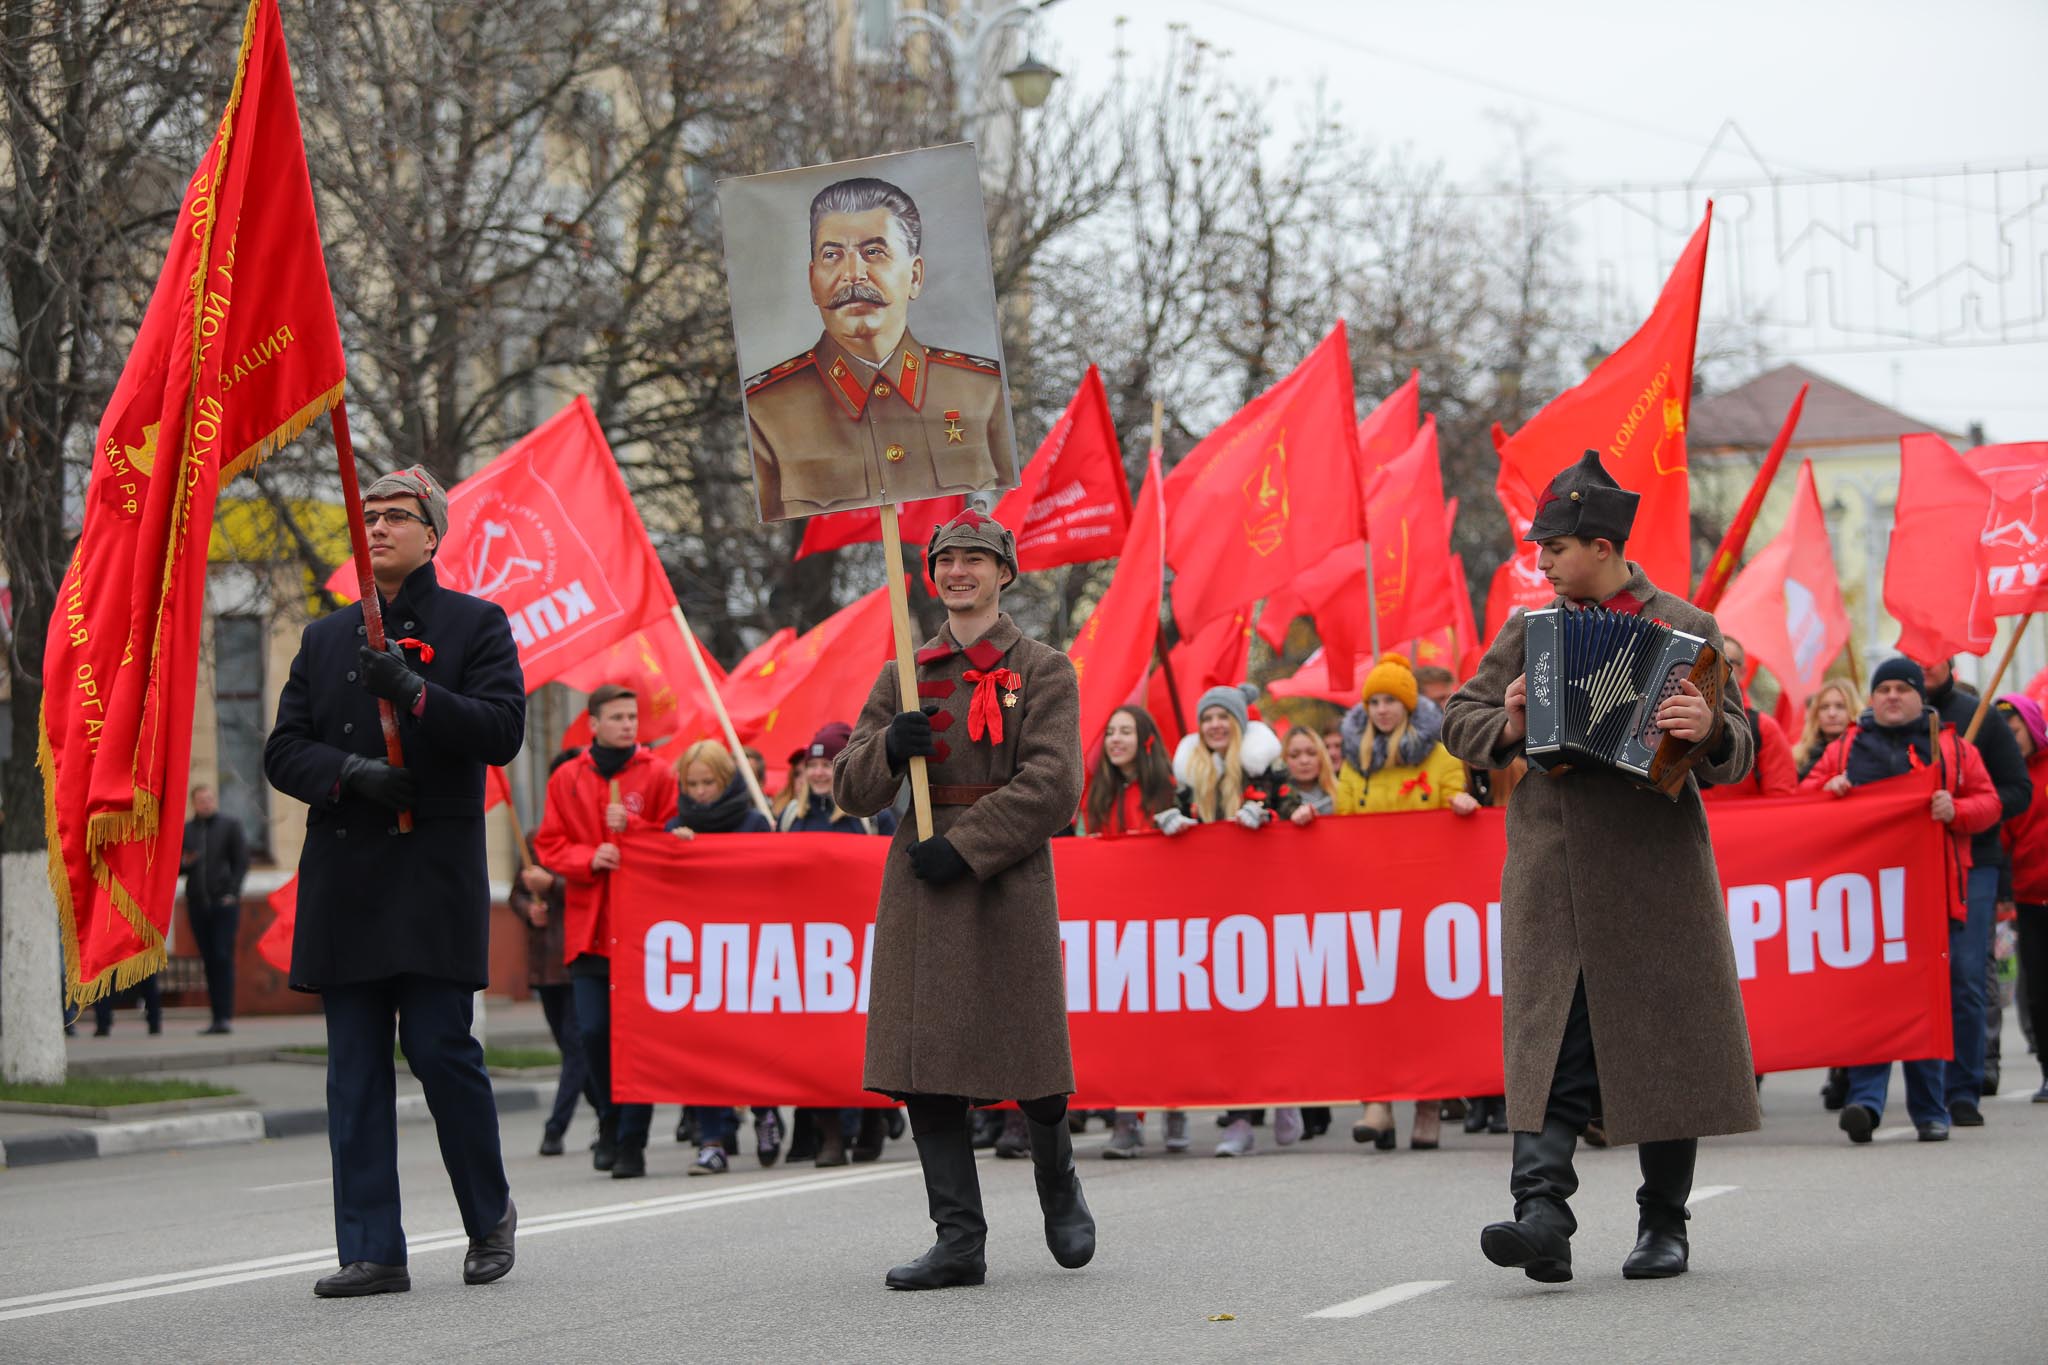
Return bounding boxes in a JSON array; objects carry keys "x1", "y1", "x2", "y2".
[
  {"x1": 1165, "y1": 324, "x2": 1363, "y2": 634},
  {"x1": 42, "y1": 0, "x2": 347, "y2": 1006},
  {"x1": 990, "y1": 365, "x2": 1132, "y2": 570},
  {"x1": 1715, "y1": 462, "x2": 1851, "y2": 734},
  {"x1": 1494, "y1": 206, "x2": 1712, "y2": 596},
  {"x1": 328, "y1": 396, "x2": 674, "y2": 689}
]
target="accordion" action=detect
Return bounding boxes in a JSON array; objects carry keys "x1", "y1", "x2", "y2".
[{"x1": 1522, "y1": 607, "x2": 1726, "y2": 798}]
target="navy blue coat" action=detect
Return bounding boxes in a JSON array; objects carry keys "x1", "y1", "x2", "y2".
[{"x1": 264, "y1": 561, "x2": 525, "y2": 990}]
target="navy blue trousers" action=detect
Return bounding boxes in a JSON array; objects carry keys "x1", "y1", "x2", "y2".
[{"x1": 322, "y1": 976, "x2": 509, "y2": 1265}]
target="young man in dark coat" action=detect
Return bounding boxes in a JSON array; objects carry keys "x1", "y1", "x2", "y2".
[
  {"x1": 264, "y1": 466, "x2": 525, "y2": 1298},
  {"x1": 1443, "y1": 451, "x2": 1759, "y2": 1285},
  {"x1": 1918, "y1": 656, "x2": 2032, "y2": 1120},
  {"x1": 180, "y1": 783, "x2": 251, "y2": 1033},
  {"x1": 834, "y1": 508, "x2": 1091, "y2": 1291}
]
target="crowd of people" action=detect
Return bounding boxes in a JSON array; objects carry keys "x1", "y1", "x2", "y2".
[{"x1": 501, "y1": 630, "x2": 2045, "y2": 1179}]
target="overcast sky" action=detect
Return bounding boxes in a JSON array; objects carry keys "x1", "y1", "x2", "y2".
[{"x1": 1032, "y1": 0, "x2": 2048, "y2": 441}]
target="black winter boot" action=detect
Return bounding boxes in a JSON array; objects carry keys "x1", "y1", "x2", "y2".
[
  {"x1": 1025, "y1": 1113, "x2": 1097, "y2": 1269},
  {"x1": 1480, "y1": 1117, "x2": 1579, "y2": 1283},
  {"x1": 1622, "y1": 1138, "x2": 1694, "y2": 1279},
  {"x1": 591, "y1": 1111, "x2": 618, "y2": 1173},
  {"x1": 885, "y1": 1130, "x2": 987, "y2": 1290}
]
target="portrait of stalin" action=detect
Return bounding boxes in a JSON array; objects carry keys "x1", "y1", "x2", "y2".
[{"x1": 743, "y1": 176, "x2": 1016, "y2": 522}]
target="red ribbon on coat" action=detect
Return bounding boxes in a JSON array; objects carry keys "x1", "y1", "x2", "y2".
[
  {"x1": 963, "y1": 667, "x2": 1022, "y2": 744},
  {"x1": 1399, "y1": 770, "x2": 1433, "y2": 800}
]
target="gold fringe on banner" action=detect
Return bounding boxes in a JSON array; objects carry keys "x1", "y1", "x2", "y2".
[{"x1": 222, "y1": 377, "x2": 345, "y2": 486}]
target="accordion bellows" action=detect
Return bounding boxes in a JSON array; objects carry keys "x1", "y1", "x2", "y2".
[{"x1": 1523, "y1": 607, "x2": 1726, "y2": 799}]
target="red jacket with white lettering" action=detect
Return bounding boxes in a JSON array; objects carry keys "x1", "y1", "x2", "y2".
[
  {"x1": 1798, "y1": 717, "x2": 1999, "y2": 919},
  {"x1": 535, "y1": 746, "x2": 679, "y2": 964}
]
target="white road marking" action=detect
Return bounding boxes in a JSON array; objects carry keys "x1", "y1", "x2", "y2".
[
  {"x1": 1873, "y1": 1126, "x2": 1918, "y2": 1142},
  {"x1": 247, "y1": 1177, "x2": 331, "y2": 1193},
  {"x1": 0, "y1": 1162, "x2": 921, "y2": 1322},
  {"x1": 1687, "y1": 1185, "x2": 1738, "y2": 1205},
  {"x1": 1308, "y1": 1280, "x2": 1453, "y2": 1319}
]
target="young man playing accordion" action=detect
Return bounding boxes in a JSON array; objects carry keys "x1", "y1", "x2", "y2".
[{"x1": 1443, "y1": 450, "x2": 1758, "y2": 1284}]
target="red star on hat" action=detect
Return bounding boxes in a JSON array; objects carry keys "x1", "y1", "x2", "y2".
[{"x1": 948, "y1": 507, "x2": 992, "y2": 529}]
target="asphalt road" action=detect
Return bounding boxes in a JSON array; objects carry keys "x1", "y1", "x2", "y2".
[{"x1": 2, "y1": 1048, "x2": 2043, "y2": 1363}]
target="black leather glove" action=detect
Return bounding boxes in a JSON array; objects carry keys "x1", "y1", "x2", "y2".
[
  {"x1": 339, "y1": 754, "x2": 417, "y2": 812},
  {"x1": 884, "y1": 708, "x2": 937, "y2": 771},
  {"x1": 357, "y1": 643, "x2": 425, "y2": 709},
  {"x1": 908, "y1": 835, "x2": 971, "y2": 885}
]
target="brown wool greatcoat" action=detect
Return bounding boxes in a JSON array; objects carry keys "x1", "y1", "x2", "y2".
[
  {"x1": 1441, "y1": 566, "x2": 1763, "y2": 1146},
  {"x1": 835, "y1": 613, "x2": 1083, "y2": 1102}
]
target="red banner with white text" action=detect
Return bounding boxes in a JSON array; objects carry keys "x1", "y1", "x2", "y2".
[{"x1": 608, "y1": 777, "x2": 1952, "y2": 1106}]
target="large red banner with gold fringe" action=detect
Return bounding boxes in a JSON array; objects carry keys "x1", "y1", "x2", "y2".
[
  {"x1": 41, "y1": 0, "x2": 345, "y2": 1005},
  {"x1": 607, "y1": 777, "x2": 1953, "y2": 1106}
]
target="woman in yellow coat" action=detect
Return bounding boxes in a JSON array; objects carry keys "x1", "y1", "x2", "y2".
[{"x1": 1336, "y1": 653, "x2": 1480, "y2": 1149}]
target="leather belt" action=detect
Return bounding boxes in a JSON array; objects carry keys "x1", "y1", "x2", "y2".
[{"x1": 928, "y1": 783, "x2": 1000, "y2": 806}]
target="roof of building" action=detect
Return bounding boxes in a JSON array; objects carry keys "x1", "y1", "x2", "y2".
[{"x1": 1690, "y1": 362, "x2": 1962, "y2": 451}]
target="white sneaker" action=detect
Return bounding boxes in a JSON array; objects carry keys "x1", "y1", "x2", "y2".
[
  {"x1": 1104, "y1": 1113, "x2": 1144, "y2": 1159},
  {"x1": 1274, "y1": 1106, "x2": 1304, "y2": 1146},
  {"x1": 1163, "y1": 1110, "x2": 1191, "y2": 1152},
  {"x1": 1214, "y1": 1117, "x2": 1255, "y2": 1157}
]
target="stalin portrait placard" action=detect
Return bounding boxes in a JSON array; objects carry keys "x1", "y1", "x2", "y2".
[{"x1": 718, "y1": 144, "x2": 1019, "y2": 523}]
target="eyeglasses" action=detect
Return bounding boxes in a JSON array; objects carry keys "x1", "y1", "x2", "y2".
[{"x1": 362, "y1": 508, "x2": 428, "y2": 529}]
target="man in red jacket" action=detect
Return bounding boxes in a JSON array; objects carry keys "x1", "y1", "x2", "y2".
[
  {"x1": 535, "y1": 685, "x2": 679, "y2": 1178},
  {"x1": 1799, "y1": 656, "x2": 2000, "y2": 1141},
  {"x1": 1701, "y1": 638, "x2": 1797, "y2": 801}
]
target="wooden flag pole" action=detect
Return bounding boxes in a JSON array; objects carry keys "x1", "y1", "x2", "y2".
[
  {"x1": 1964, "y1": 614, "x2": 2032, "y2": 743},
  {"x1": 879, "y1": 502, "x2": 935, "y2": 840},
  {"x1": 1147, "y1": 400, "x2": 1190, "y2": 734},
  {"x1": 670, "y1": 605, "x2": 773, "y2": 820},
  {"x1": 331, "y1": 399, "x2": 412, "y2": 834},
  {"x1": 1363, "y1": 545, "x2": 1383, "y2": 658}
]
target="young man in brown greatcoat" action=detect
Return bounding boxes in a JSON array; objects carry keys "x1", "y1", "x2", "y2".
[
  {"x1": 1443, "y1": 450, "x2": 1760, "y2": 1284},
  {"x1": 834, "y1": 508, "x2": 1092, "y2": 1291}
]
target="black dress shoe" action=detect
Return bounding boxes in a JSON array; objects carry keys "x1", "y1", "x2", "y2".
[
  {"x1": 611, "y1": 1144, "x2": 646, "y2": 1179},
  {"x1": 200, "y1": 1020, "x2": 232, "y2": 1035},
  {"x1": 1950, "y1": 1100, "x2": 1984, "y2": 1127},
  {"x1": 1840, "y1": 1103, "x2": 1877, "y2": 1143},
  {"x1": 538, "y1": 1130, "x2": 565, "y2": 1157},
  {"x1": 463, "y1": 1200, "x2": 516, "y2": 1285},
  {"x1": 1480, "y1": 1219, "x2": 1572, "y2": 1283},
  {"x1": 1820, "y1": 1067, "x2": 1849, "y2": 1111},
  {"x1": 314, "y1": 1261, "x2": 410, "y2": 1298},
  {"x1": 1622, "y1": 1226, "x2": 1689, "y2": 1279},
  {"x1": 1916, "y1": 1122, "x2": 1950, "y2": 1142}
]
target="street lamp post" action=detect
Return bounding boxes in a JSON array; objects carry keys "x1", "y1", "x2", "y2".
[{"x1": 895, "y1": 1, "x2": 1062, "y2": 126}]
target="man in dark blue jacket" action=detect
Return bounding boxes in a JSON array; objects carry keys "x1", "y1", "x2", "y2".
[{"x1": 265, "y1": 466, "x2": 525, "y2": 1298}]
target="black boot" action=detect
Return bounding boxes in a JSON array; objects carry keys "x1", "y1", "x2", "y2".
[
  {"x1": 1480, "y1": 1117, "x2": 1578, "y2": 1283},
  {"x1": 851, "y1": 1109, "x2": 887, "y2": 1163},
  {"x1": 611, "y1": 1140, "x2": 646, "y2": 1179},
  {"x1": 1025, "y1": 1113, "x2": 1097, "y2": 1269},
  {"x1": 1622, "y1": 1138, "x2": 1693, "y2": 1279},
  {"x1": 1820, "y1": 1067, "x2": 1849, "y2": 1111},
  {"x1": 591, "y1": 1111, "x2": 618, "y2": 1173},
  {"x1": 885, "y1": 1130, "x2": 987, "y2": 1290}
]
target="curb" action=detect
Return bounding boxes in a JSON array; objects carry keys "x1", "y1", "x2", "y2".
[{"x1": 0, "y1": 1082, "x2": 549, "y2": 1170}]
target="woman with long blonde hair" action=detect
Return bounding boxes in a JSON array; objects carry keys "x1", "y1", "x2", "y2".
[{"x1": 1793, "y1": 677, "x2": 1860, "y2": 779}]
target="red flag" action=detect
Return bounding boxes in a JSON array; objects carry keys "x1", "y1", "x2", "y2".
[
  {"x1": 990, "y1": 366, "x2": 1131, "y2": 570},
  {"x1": 794, "y1": 495, "x2": 964, "y2": 561},
  {"x1": 485, "y1": 765, "x2": 513, "y2": 812},
  {"x1": 1253, "y1": 418, "x2": 1456, "y2": 693},
  {"x1": 1147, "y1": 606, "x2": 1255, "y2": 749},
  {"x1": 720, "y1": 585, "x2": 896, "y2": 772},
  {"x1": 257, "y1": 874, "x2": 298, "y2": 976},
  {"x1": 1694, "y1": 383, "x2": 1809, "y2": 611},
  {"x1": 1716, "y1": 462, "x2": 1852, "y2": 733},
  {"x1": 43, "y1": 0, "x2": 347, "y2": 1005},
  {"x1": 1070, "y1": 451, "x2": 1166, "y2": 768},
  {"x1": 1165, "y1": 324, "x2": 1363, "y2": 633},
  {"x1": 1885, "y1": 435, "x2": 1997, "y2": 659},
  {"x1": 1449, "y1": 553, "x2": 1483, "y2": 681},
  {"x1": 1268, "y1": 648, "x2": 1375, "y2": 704},
  {"x1": 326, "y1": 396, "x2": 674, "y2": 689},
  {"x1": 557, "y1": 620, "x2": 730, "y2": 750},
  {"x1": 1357, "y1": 370, "x2": 1422, "y2": 491},
  {"x1": 1495, "y1": 206, "x2": 1712, "y2": 595},
  {"x1": 1485, "y1": 449, "x2": 1555, "y2": 636},
  {"x1": 1963, "y1": 441, "x2": 2048, "y2": 618}
]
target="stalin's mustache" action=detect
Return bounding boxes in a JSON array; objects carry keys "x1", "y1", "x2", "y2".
[{"x1": 827, "y1": 283, "x2": 888, "y2": 309}]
